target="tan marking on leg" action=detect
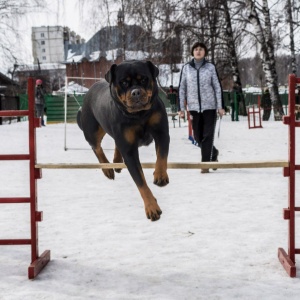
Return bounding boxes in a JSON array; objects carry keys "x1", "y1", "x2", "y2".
[
  {"x1": 153, "y1": 145, "x2": 169, "y2": 187},
  {"x1": 137, "y1": 176, "x2": 162, "y2": 221},
  {"x1": 113, "y1": 145, "x2": 123, "y2": 173},
  {"x1": 146, "y1": 112, "x2": 169, "y2": 186},
  {"x1": 93, "y1": 127, "x2": 115, "y2": 179}
]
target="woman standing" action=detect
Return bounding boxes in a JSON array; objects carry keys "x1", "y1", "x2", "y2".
[{"x1": 178, "y1": 42, "x2": 225, "y2": 173}]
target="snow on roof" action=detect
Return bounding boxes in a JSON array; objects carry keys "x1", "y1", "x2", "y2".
[
  {"x1": 89, "y1": 51, "x2": 100, "y2": 61},
  {"x1": 243, "y1": 86, "x2": 262, "y2": 94},
  {"x1": 243, "y1": 86, "x2": 288, "y2": 94},
  {"x1": 53, "y1": 81, "x2": 89, "y2": 95},
  {"x1": 66, "y1": 49, "x2": 85, "y2": 63},
  {"x1": 66, "y1": 48, "x2": 155, "y2": 63},
  {"x1": 18, "y1": 63, "x2": 66, "y2": 71},
  {"x1": 123, "y1": 50, "x2": 150, "y2": 60}
]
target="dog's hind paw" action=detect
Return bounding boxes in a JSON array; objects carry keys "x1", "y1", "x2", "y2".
[{"x1": 102, "y1": 168, "x2": 115, "y2": 180}]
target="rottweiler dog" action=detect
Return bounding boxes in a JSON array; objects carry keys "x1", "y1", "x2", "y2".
[{"x1": 77, "y1": 60, "x2": 170, "y2": 221}]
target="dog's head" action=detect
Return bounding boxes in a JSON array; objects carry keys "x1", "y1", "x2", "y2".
[{"x1": 105, "y1": 60, "x2": 159, "y2": 113}]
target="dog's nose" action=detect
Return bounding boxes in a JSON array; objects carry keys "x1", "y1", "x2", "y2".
[{"x1": 131, "y1": 89, "x2": 141, "y2": 99}]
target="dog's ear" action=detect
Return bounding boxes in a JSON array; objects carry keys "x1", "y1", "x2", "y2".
[
  {"x1": 105, "y1": 64, "x2": 117, "y2": 84},
  {"x1": 146, "y1": 61, "x2": 159, "y2": 79}
]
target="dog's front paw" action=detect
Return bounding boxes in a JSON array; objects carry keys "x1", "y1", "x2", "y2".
[
  {"x1": 145, "y1": 201, "x2": 162, "y2": 221},
  {"x1": 102, "y1": 168, "x2": 115, "y2": 180},
  {"x1": 153, "y1": 171, "x2": 169, "y2": 187}
]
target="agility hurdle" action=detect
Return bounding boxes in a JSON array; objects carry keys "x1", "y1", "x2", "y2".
[
  {"x1": 0, "y1": 76, "x2": 298, "y2": 279},
  {"x1": 248, "y1": 105, "x2": 263, "y2": 129},
  {"x1": 0, "y1": 78, "x2": 50, "y2": 279}
]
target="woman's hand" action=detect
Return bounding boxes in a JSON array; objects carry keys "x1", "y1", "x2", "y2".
[
  {"x1": 178, "y1": 111, "x2": 185, "y2": 118},
  {"x1": 218, "y1": 109, "x2": 225, "y2": 117}
]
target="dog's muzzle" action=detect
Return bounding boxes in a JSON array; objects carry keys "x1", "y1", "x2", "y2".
[
  {"x1": 123, "y1": 88, "x2": 151, "y2": 112},
  {"x1": 131, "y1": 88, "x2": 141, "y2": 101}
]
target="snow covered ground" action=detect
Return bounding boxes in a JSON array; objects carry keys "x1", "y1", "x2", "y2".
[{"x1": 1, "y1": 115, "x2": 300, "y2": 299}]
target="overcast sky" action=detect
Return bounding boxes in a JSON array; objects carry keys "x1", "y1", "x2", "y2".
[
  {"x1": 9, "y1": 0, "x2": 121, "y2": 69},
  {"x1": 0, "y1": 0, "x2": 294, "y2": 75},
  {"x1": 0, "y1": 0, "x2": 94, "y2": 72}
]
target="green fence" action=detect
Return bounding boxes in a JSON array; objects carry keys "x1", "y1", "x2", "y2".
[
  {"x1": 46, "y1": 94, "x2": 84, "y2": 123},
  {"x1": 19, "y1": 91, "x2": 169, "y2": 123},
  {"x1": 223, "y1": 91, "x2": 289, "y2": 107},
  {"x1": 19, "y1": 93, "x2": 84, "y2": 123},
  {"x1": 18, "y1": 91, "x2": 290, "y2": 123}
]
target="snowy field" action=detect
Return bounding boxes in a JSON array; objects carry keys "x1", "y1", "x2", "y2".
[{"x1": 1, "y1": 115, "x2": 300, "y2": 300}]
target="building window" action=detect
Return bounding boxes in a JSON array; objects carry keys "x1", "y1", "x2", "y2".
[
  {"x1": 42, "y1": 56, "x2": 46, "y2": 60},
  {"x1": 41, "y1": 33, "x2": 44, "y2": 37},
  {"x1": 42, "y1": 49, "x2": 46, "y2": 53},
  {"x1": 41, "y1": 41, "x2": 45, "y2": 45}
]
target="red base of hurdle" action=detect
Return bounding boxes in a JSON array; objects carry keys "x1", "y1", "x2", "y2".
[
  {"x1": 279, "y1": 74, "x2": 300, "y2": 277},
  {"x1": 0, "y1": 78, "x2": 50, "y2": 279}
]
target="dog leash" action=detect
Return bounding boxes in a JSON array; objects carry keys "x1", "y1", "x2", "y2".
[{"x1": 218, "y1": 116, "x2": 222, "y2": 138}]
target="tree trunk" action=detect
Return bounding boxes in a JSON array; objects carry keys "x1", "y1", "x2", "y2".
[
  {"x1": 245, "y1": 0, "x2": 284, "y2": 119},
  {"x1": 286, "y1": 0, "x2": 297, "y2": 75},
  {"x1": 222, "y1": 0, "x2": 247, "y2": 115}
]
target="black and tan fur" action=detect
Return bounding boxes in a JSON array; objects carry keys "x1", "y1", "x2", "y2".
[{"x1": 77, "y1": 60, "x2": 170, "y2": 221}]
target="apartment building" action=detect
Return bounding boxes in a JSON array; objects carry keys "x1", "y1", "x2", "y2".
[{"x1": 31, "y1": 26, "x2": 84, "y2": 64}]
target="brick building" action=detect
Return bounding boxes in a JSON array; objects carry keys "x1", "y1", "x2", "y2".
[{"x1": 64, "y1": 23, "x2": 182, "y2": 88}]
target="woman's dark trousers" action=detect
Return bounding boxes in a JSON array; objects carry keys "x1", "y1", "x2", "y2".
[{"x1": 190, "y1": 110, "x2": 218, "y2": 162}]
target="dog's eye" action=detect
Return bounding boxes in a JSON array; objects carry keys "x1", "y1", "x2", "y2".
[
  {"x1": 121, "y1": 81, "x2": 128, "y2": 87},
  {"x1": 140, "y1": 78, "x2": 147, "y2": 84}
]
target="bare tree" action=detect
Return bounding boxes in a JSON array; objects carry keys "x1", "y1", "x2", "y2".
[
  {"x1": 285, "y1": 0, "x2": 298, "y2": 74},
  {"x1": 220, "y1": 0, "x2": 247, "y2": 114},
  {"x1": 73, "y1": 0, "x2": 297, "y2": 102},
  {"x1": 245, "y1": 0, "x2": 283, "y2": 118},
  {"x1": 0, "y1": 0, "x2": 45, "y2": 72}
]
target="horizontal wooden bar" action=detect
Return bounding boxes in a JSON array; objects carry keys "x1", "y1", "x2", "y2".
[
  {"x1": 0, "y1": 110, "x2": 29, "y2": 117},
  {"x1": 0, "y1": 197, "x2": 30, "y2": 204},
  {"x1": 0, "y1": 239, "x2": 31, "y2": 245},
  {"x1": 35, "y1": 160, "x2": 289, "y2": 170},
  {"x1": 0, "y1": 154, "x2": 30, "y2": 160}
]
